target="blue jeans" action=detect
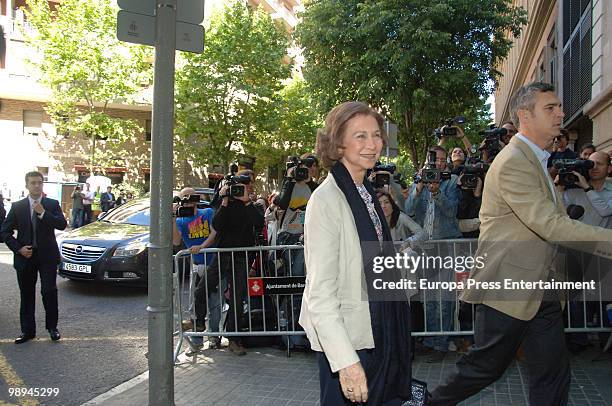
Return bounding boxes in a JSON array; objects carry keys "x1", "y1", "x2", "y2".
[
  {"x1": 72, "y1": 208, "x2": 83, "y2": 228},
  {"x1": 424, "y1": 300, "x2": 455, "y2": 351},
  {"x1": 207, "y1": 276, "x2": 228, "y2": 334},
  {"x1": 423, "y1": 255, "x2": 456, "y2": 352}
]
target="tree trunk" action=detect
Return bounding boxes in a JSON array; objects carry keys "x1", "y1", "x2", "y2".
[
  {"x1": 90, "y1": 131, "x2": 96, "y2": 176},
  {"x1": 403, "y1": 110, "x2": 420, "y2": 169}
]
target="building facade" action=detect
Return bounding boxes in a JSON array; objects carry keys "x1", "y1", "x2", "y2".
[{"x1": 495, "y1": 0, "x2": 612, "y2": 153}]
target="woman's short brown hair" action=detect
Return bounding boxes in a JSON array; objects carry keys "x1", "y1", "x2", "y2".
[{"x1": 316, "y1": 101, "x2": 388, "y2": 170}]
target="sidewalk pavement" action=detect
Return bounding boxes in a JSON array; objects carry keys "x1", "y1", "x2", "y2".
[{"x1": 84, "y1": 342, "x2": 612, "y2": 406}]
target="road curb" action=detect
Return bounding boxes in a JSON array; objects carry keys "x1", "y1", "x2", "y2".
[
  {"x1": 81, "y1": 351, "x2": 190, "y2": 405},
  {"x1": 80, "y1": 369, "x2": 149, "y2": 406}
]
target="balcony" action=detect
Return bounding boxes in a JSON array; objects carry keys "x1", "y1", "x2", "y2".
[{"x1": 249, "y1": 0, "x2": 298, "y2": 30}]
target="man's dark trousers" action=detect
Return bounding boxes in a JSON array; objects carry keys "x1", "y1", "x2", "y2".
[
  {"x1": 16, "y1": 251, "x2": 59, "y2": 335},
  {"x1": 430, "y1": 300, "x2": 569, "y2": 406}
]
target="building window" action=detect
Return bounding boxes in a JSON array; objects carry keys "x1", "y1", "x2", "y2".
[
  {"x1": 145, "y1": 119, "x2": 151, "y2": 141},
  {"x1": 562, "y1": 0, "x2": 592, "y2": 123},
  {"x1": 23, "y1": 110, "x2": 43, "y2": 136}
]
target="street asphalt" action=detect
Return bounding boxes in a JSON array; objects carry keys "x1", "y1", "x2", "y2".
[{"x1": 0, "y1": 244, "x2": 149, "y2": 406}]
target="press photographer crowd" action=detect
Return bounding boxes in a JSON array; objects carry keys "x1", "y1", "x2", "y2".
[{"x1": 1, "y1": 83, "x2": 612, "y2": 405}]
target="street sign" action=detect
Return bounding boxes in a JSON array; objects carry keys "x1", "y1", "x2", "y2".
[
  {"x1": 117, "y1": 10, "x2": 204, "y2": 53},
  {"x1": 117, "y1": 0, "x2": 152, "y2": 17},
  {"x1": 117, "y1": 10, "x2": 156, "y2": 47},
  {"x1": 117, "y1": 0, "x2": 204, "y2": 24},
  {"x1": 176, "y1": 21, "x2": 204, "y2": 53}
]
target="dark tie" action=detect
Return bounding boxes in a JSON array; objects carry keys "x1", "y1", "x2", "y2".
[{"x1": 31, "y1": 202, "x2": 38, "y2": 248}]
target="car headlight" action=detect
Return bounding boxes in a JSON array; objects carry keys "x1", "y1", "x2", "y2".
[{"x1": 113, "y1": 242, "x2": 147, "y2": 257}]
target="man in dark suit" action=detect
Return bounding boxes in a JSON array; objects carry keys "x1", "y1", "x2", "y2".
[
  {"x1": 100, "y1": 186, "x2": 115, "y2": 213},
  {"x1": 0, "y1": 171, "x2": 67, "y2": 344}
]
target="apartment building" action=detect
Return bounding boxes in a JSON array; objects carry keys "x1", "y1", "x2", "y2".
[
  {"x1": 0, "y1": 0, "x2": 302, "y2": 203},
  {"x1": 0, "y1": 0, "x2": 162, "y2": 205},
  {"x1": 494, "y1": 0, "x2": 612, "y2": 153}
]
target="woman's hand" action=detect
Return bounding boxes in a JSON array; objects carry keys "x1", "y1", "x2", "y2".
[{"x1": 339, "y1": 361, "x2": 368, "y2": 403}]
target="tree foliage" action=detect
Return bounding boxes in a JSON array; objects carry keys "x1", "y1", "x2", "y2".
[
  {"x1": 175, "y1": 1, "x2": 293, "y2": 172},
  {"x1": 24, "y1": 0, "x2": 152, "y2": 173},
  {"x1": 296, "y1": 0, "x2": 526, "y2": 168},
  {"x1": 243, "y1": 77, "x2": 321, "y2": 177}
]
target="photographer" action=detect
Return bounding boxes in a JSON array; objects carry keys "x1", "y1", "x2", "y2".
[
  {"x1": 405, "y1": 146, "x2": 462, "y2": 362},
  {"x1": 369, "y1": 162, "x2": 407, "y2": 209},
  {"x1": 456, "y1": 169, "x2": 484, "y2": 238},
  {"x1": 449, "y1": 147, "x2": 468, "y2": 175},
  {"x1": 500, "y1": 121, "x2": 518, "y2": 145},
  {"x1": 437, "y1": 122, "x2": 473, "y2": 156},
  {"x1": 405, "y1": 146, "x2": 461, "y2": 240},
  {"x1": 172, "y1": 188, "x2": 218, "y2": 349},
  {"x1": 580, "y1": 143, "x2": 596, "y2": 160},
  {"x1": 274, "y1": 154, "x2": 319, "y2": 221},
  {"x1": 213, "y1": 174, "x2": 264, "y2": 355},
  {"x1": 71, "y1": 185, "x2": 84, "y2": 229},
  {"x1": 548, "y1": 129, "x2": 578, "y2": 177},
  {"x1": 557, "y1": 151, "x2": 612, "y2": 228},
  {"x1": 272, "y1": 154, "x2": 318, "y2": 349},
  {"x1": 556, "y1": 151, "x2": 612, "y2": 352}
]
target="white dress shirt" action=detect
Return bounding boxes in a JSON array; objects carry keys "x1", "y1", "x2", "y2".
[
  {"x1": 28, "y1": 195, "x2": 45, "y2": 219},
  {"x1": 515, "y1": 133, "x2": 557, "y2": 204}
]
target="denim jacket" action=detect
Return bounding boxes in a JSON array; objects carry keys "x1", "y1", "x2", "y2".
[{"x1": 404, "y1": 175, "x2": 462, "y2": 239}]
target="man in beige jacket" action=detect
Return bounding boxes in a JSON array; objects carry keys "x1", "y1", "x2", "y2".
[{"x1": 430, "y1": 82, "x2": 612, "y2": 405}]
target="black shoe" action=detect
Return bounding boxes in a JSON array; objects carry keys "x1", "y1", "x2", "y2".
[
  {"x1": 15, "y1": 334, "x2": 35, "y2": 344},
  {"x1": 48, "y1": 329, "x2": 61, "y2": 341}
]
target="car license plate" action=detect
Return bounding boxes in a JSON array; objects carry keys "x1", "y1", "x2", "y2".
[{"x1": 62, "y1": 263, "x2": 92, "y2": 274}]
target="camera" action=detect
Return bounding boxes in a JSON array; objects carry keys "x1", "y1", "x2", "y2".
[
  {"x1": 173, "y1": 194, "x2": 199, "y2": 217},
  {"x1": 421, "y1": 168, "x2": 452, "y2": 183},
  {"x1": 393, "y1": 172, "x2": 408, "y2": 189},
  {"x1": 554, "y1": 159, "x2": 594, "y2": 188},
  {"x1": 459, "y1": 160, "x2": 489, "y2": 189},
  {"x1": 371, "y1": 162, "x2": 397, "y2": 188},
  {"x1": 434, "y1": 116, "x2": 466, "y2": 138},
  {"x1": 479, "y1": 125, "x2": 507, "y2": 161},
  {"x1": 418, "y1": 151, "x2": 451, "y2": 184},
  {"x1": 225, "y1": 173, "x2": 251, "y2": 198},
  {"x1": 286, "y1": 156, "x2": 317, "y2": 182}
]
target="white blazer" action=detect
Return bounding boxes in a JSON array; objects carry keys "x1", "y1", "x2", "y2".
[{"x1": 299, "y1": 174, "x2": 375, "y2": 372}]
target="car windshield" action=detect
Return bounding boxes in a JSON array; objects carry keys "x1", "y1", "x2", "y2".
[{"x1": 101, "y1": 199, "x2": 150, "y2": 226}]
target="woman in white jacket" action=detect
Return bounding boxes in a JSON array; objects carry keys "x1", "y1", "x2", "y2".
[{"x1": 299, "y1": 102, "x2": 413, "y2": 405}]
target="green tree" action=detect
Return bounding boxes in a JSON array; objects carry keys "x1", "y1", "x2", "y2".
[
  {"x1": 296, "y1": 0, "x2": 526, "y2": 168},
  {"x1": 24, "y1": 0, "x2": 152, "y2": 175},
  {"x1": 175, "y1": 1, "x2": 292, "y2": 171},
  {"x1": 243, "y1": 77, "x2": 321, "y2": 178}
]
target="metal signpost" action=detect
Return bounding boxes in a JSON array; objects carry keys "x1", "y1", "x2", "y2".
[
  {"x1": 117, "y1": 1, "x2": 204, "y2": 404},
  {"x1": 384, "y1": 120, "x2": 399, "y2": 158}
]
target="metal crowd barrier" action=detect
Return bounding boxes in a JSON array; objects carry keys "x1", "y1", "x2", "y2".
[
  {"x1": 173, "y1": 244, "x2": 307, "y2": 361},
  {"x1": 172, "y1": 239, "x2": 612, "y2": 362}
]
